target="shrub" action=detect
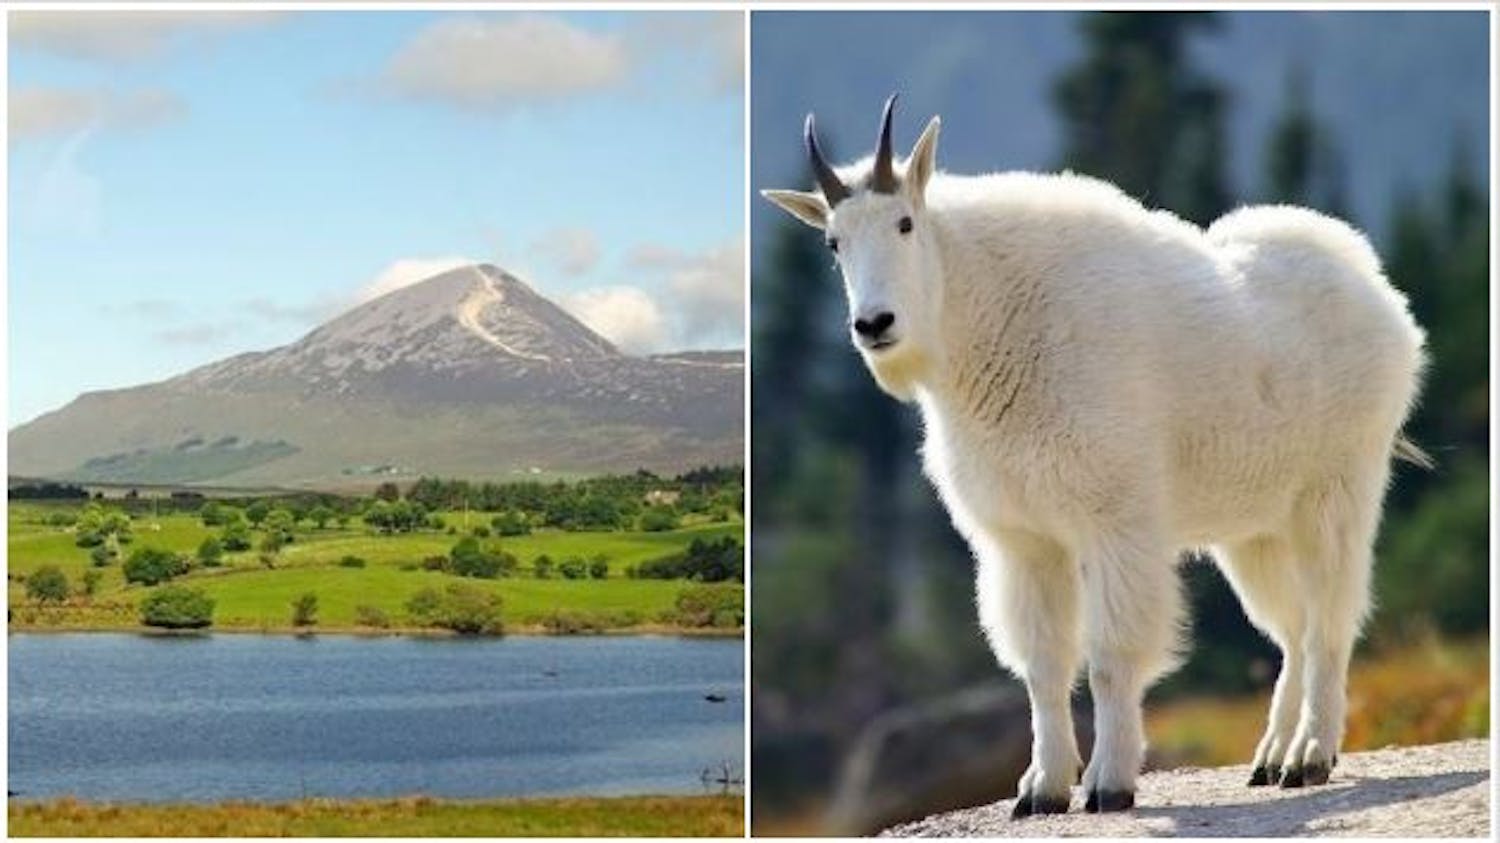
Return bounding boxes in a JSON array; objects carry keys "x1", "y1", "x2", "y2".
[
  {"x1": 491, "y1": 511, "x2": 531, "y2": 536},
  {"x1": 533, "y1": 555, "x2": 554, "y2": 579},
  {"x1": 421, "y1": 555, "x2": 449, "y2": 572},
  {"x1": 471, "y1": 526, "x2": 492, "y2": 538},
  {"x1": 338, "y1": 555, "x2": 367, "y2": 568},
  {"x1": 541, "y1": 609, "x2": 607, "y2": 635},
  {"x1": 123, "y1": 547, "x2": 188, "y2": 586},
  {"x1": 221, "y1": 522, "x2": 252, "y2": 552},
  {"x1": 140, "y1": 586, "x2": 215, "y2": 629},
  {"x1": 588, "y1": 556, "x2": 609, "y2": 579},
  {"x1": 558, "y1": 557, "x2": 588, "y2": 580},
  {"x1": 82, "y1": 569, "x2": 103, "y2": 597},
  {"x1": 406, "y1": 584, "x2": 503, "y2": 634},
  {"x1": 639, "y1": 507, "x2": 680, "y2": 532},
  {"x1": 25, "y1": 566, "x2": 70, "y2": 603},
  {"x1": 291, "y1": 592, "x2": 319, "y2": 627},
  {"x1": 672, "y1": 584, "x2": 744, "y2": 628},
  {"x1": 89, "y1": 544, "x2": 116, "y2": 567},
  {"x1": 354, "y1": 604, "x2": 391, "y2": 628},
  {"x1": 449, "y1": 536, "x2": 518, "y2": 579},
  {"x1": 197, "y1": 537, "x2": 225, "y2": 567},
  {"x1": 634, "y1": 537, "x2": 743, "y2": 583}
]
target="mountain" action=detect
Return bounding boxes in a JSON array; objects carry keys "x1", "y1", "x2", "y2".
[{"x1": 8, "y1": 265, "x2": 743, "y2": 488}]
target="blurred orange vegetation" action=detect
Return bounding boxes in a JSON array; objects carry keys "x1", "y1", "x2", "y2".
[
  {"x1": 1148, "y1": 635, "x2": 1489, "y2": 768},
  {"x1": 8, "y1": 794, "x2": 743, "y2": 838}
]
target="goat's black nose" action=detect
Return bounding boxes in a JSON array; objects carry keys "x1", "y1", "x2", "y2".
[{"x1": 853, "y1": 311, "x2": 896, "y2": 339}]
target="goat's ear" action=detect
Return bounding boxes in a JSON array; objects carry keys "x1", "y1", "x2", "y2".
[
  {"x1": 761, "y1": 189, "x2": 830, "y2": 230},
  {"x1": 905, "y1": 116, "x2": 941, "y2": 207}
]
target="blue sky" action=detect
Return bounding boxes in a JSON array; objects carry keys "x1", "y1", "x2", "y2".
[{"x1": 9, "y1": 10, "x2": 745, "y2": 426}]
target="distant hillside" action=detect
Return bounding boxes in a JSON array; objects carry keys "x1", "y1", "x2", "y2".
[{"x1": 9, "y1": 264, "x2": 743, "y2": 488}]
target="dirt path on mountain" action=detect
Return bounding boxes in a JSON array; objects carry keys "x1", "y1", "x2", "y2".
[{"x1": 884, "y1": 739, "x2": 1490, "y2": 837}]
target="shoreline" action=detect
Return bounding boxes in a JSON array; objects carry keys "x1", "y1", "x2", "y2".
[
  {"x1": 8, "y1": 792, "x2": 744, "y2": 837},
  {"x1": 6, "y1": 622, "x2": 743, "y2": 639}
]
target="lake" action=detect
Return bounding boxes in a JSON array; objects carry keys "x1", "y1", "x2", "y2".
[{"x1": 8, "y1": 633, "x2": 743, "y2": 803}]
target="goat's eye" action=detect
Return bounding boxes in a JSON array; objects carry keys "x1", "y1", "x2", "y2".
[
  {"x1": 826, "y1": 237, "x2": 839, "y2": 253},
  {"x1": 898, "y1": 216, "x2": 913, "y2": 234}
]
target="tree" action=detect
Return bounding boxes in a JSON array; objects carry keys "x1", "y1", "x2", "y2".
[
  {"x1": 89, "y1": 544, "x2": 117, "y2": 567},
  {"x1": 405, "y1": 584, "x2": 503, "y2": 634},
  {"x1": 375, "y1": 482, "x2": 402, "y2": 502},
  {"x1": 263, "y1": 508, "x2": 296, "y2": 544},
  {"x1": 1263, "y1": 64, "x2": 1346, "y2": 213},
  {"x1": 639, "y1": 507, "x2": 680, "y2": 532},
  {"x1": 308, "y1": 505, "x2": 335, "y2": 529},
  {"x1": 1052, "y1": 12, "x2": 1232, "y2": 225},
  {"x1": 588, "y1": 556, "x2": 609, "y2": 580},
  {"x1": 140, "y1": 586, "x2": 215, "y2": 629},
  {"x1": 221, "y1": 521, "x2": 252, "y2": 552},
  {"x1": 558, "y1": 557, "x2": 588, "y2": 580},
  {"x1": 123, "y1": 547, "x2": 188, "y2": 586},
  {"x1": 197, "y1": 537, "x2": 225, "y2": 567},
  {"x1": 245, "y1": 500, "x2": 271, "y2": 527},
  {"x1": 291, "y1": 592, "x2": 319, "y2": 627},
  {"x1": 25, "y1": 566, "x2": 70, "y2": 603},
  {"x1": 199, "y1": 501, "x2": 230, "y2": 527},
  {"x1": 491, "y1": 511, "x2": 530, "y2": 536}
]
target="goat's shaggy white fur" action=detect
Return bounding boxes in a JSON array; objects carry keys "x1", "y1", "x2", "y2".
[{"x1": 765, "y1": 112, "x2": 1425, "y2": 814}]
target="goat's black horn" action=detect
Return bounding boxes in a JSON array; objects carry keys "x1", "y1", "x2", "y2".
[
  {"x1": 805, "y1": 113, "x2": 849, "y2": 207},
  {"x1": 872, "y1": 94, "x2": 899, "y2": 193}
]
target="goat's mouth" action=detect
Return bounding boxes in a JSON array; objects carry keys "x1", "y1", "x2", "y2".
[{"x1": 863, "y1": 337, "x2": 899, "y2": 353}]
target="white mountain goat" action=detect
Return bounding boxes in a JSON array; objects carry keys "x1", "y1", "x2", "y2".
[{"x1": 763, "y1": 97, "x2": 1426, "y2": 816}]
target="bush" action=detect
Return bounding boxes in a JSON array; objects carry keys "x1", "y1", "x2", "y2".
[
  {"x1": 471, "y1": 526, "x2": 492, "y2": 538},
  {"x1": 405, "y1": 584, "x2": 503, "y2": 634},
  {"x1": 291, "y1": 592, "x2": 319, "y2": 627},
  {"x1": 588, "y1": 556, "x2": 609, "y2": 579},
  {"x1": 672, "y1": 584, "x2": 744, "y2": 628},
  {"x1": 634, "y1": 537, "x2": 743, "y2": 582},
  {"x1": 25, "y1": 566, "x2": 70, "y2": 603},
  {"x1": 123, "y1": 547, "x2": 188, "y2": 586},
  {"x1": 533, "y1": 555, "x2": 554, "y2": 579},
  {"x1": 89, "y1": 544, "x2": 116, "y2": 567},
  {"x1": 422, "y1": 555, "x2": 449, "y2": 572},
  {"x1": 197, "y1": 537, "x2": 225, "y2": 568},
  {"x1": 491, "y1": 511, "x2": 531, "y2": 536},
  {"x1": 354, "y1": 604, "x2": 391, "y2": 628},
  {"x1": 82, "y1": 569, "x2": 103, "y2": 597},
  {"x1": 140, "y1": 586, "x2": 215, "y2": 629},
  {"x1": 338, "y1": 555, "x2": 367, "y2": 568},
  {"x1": 639, "y1": 507, "x2": 680, "y2": 532},
  {"x1": 541, "y1": 609, "x2": 607, "y2": 635},
  {"x1": 558, "y1": 557, "x2": 588, "y2": 580},
  {"x1": 221, "y1": 522, "x2": 252, "y2": 552},
  {"x1": 449, "y1": 536, "x2": 518, "y2": 579}
]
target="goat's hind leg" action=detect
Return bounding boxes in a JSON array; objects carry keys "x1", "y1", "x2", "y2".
[
  {"x1": 1281, "y1": 474, "x2": 1380, "y2": 788},
  {"x1": 1215, "y1": 534, "x2": 1304, "y2": 786},
  {"x1": 975, "y1": 530, "x2": 1084, "y2": 818}
]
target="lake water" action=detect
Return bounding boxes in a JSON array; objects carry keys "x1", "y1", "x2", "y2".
[{"x1": 8, "y1": 633, "x2": 743, "y2": 803}]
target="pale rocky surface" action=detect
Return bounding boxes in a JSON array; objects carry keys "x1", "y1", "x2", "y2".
[{"x1": 884, "y1": 739, "x2": 1491, "y2": 838}]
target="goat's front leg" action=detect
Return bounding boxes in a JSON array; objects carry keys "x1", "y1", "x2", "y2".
[
  {"x1": 975, "y1": 531, "x2": 1083, "y2": 818},
  {"x1": 1078, "y1": 528, "x2": 1182, "y2": 812}
]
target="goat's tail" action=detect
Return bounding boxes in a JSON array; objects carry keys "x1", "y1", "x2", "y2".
[{"x1": 1393, "y1": 435, "x2": 1435, "y2": 470}]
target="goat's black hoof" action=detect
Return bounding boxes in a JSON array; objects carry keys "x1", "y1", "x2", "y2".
[
  {"x1": 1302, "y1": 761, "x2": 1331, "y2": 786},
  {"x1": 1011, "y1": 792, "x2": 1069, "y2": 819},
  {"x1": 1280, "y1": 766, "x2": 1305, "y2": 788},
  {"x1": 1248, "y1": 765, "x2": 1272, "y2": 786},
  {"x1": 1084, "y1": 788, "x2": 1134, "y2": 813}
]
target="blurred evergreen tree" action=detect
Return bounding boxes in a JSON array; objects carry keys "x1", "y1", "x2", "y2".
[
  {"x1": 1052, "y1": 12, "x2": 1233, "y2": 225},
  {"x1": 1264, "y1": 64, "x2": 1348, "y2": 215}
]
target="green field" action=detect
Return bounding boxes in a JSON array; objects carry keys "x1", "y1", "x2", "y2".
[
  {"x1": 8, "y1": 793, "x2": 743, "y2": 837},
  {"x1": 8, "y1": 503, "x2": 743, "y2": 634}
]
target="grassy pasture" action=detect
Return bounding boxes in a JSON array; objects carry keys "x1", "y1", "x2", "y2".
[
  {"x1": 7, "y1": 503, "x2": 742, "y2": 633},
  {"x1": 8, "y1": 793, "x2": 743, "y2": 837}
]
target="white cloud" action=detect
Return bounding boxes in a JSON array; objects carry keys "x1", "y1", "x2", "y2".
[
  {"x1": 628, "y1": 13, "x2": 743, "y2": 94},
  {"x1": 381, "y1": 15, "x2": 629, "y2": 111},
  {"x1": 626, "y1": 237, "x2": 744, "y2": 348},
  {"x1": 9, "y1": 87, "x2": 185, "y2": 141},
  {"x1": 153, "y1": 322, "x2": 235, "y2": 346},
  {"x1": 355, "y1": 256, "x2": 478, "y2": 304},
  {"x1": 10, "y1": 11, "x2": 281, "y2": 63},
  {"x1": 529, "y1": 227, "x2": 601, "y2": 277},
  {"x1": 560, "y1": 286, "x2": 668, "y2": 354}
]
